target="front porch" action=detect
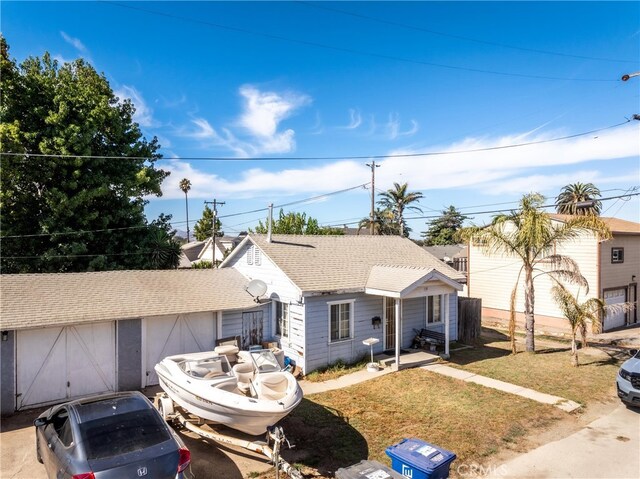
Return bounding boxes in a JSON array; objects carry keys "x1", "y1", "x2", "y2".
[
  {"x1": 365, "y1": 265, "x2": 464, "y2": 370},
  {"x1": 375, "y1": 349, "x2": 441, "y2": 370}
]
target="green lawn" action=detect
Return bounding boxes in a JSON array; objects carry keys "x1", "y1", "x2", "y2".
[
  {"x1": 447, "y1": 329, "x2": 623, "y2": 405},
  {"x1": 256, "y1": 329, "x2": 623, "y2": 479},
  {"x1": 275, "y1": 368, "x2": 563, "y2": 478}
]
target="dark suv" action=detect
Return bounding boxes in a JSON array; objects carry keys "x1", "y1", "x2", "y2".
[{"x1": 35, "y1": 391, "x2": 193, "y2": 479}]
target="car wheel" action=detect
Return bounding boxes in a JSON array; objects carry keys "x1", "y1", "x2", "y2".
[{"x1": 36, "y1": 435, "x2": 43, "y2": 464}]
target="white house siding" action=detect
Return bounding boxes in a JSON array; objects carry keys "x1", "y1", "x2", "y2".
[
  {"x1": 600, "y1": 235, "x2": 639, "y2": 326},
  {"x1": 225, "y1": 241, "x2": 301, "y2": 302},
  {"x1": 303, "y1": 293, "x2": 384, "y2": 373},
  {"x1": 469, "y1": 228, "x2": 599, "y2": 322},
  {"x1": 403, "y1": 295, "x2": 459, "y2": 342},
  {"x1": 224, "y1": 241, "x2": 303, "y2": 360}
]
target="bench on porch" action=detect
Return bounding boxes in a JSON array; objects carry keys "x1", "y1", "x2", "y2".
[{"x1": 413, "y1": 328, "x2": 446, "y2": 349}]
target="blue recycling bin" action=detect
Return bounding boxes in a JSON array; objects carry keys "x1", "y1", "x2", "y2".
[{"x1": 386, "y1": 438, "x2": 456, "y2": 479}]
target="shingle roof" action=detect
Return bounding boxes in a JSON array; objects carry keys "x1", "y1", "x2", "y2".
[
  {"x1": 243, "y1": 234, "x2": 465, "y2": 293},
  {"x1": 366, "y1": 265, "x2": 463, "y2": 297},
  {"x1": 0, "y1": 269, "x2": 256, "y2": 331},
  {"x1": 549, "y1": 215, "x2": 640, "y2": 235}
]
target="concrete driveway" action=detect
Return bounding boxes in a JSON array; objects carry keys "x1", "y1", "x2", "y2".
[
  {"x1": 0, "y1": 407, "x2": 273, "y2": 479},
  {"x1": 486, "y1": 403, "x2": 640, "y2": 479}
]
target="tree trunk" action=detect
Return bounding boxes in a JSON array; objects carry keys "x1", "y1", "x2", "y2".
[
  {"x1": 571, "y1": 332, "x2": 579, "y2": 367},
  {"x1": 524, "y1": 265, "x2": 535, "y2": 352}
]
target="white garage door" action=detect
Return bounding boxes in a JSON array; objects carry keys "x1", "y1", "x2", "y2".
[
  {"x1": 16, "y1": 322, "x2": 116, "y2": 410},
  {"x1": 143, "y1": 312, "x2": 217, "y2": 386},
  {"x1": 603, "y1": 289, "x2": 627, "y2": 330}
]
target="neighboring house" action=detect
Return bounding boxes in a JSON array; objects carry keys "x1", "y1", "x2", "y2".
[
  {"x1": 423, "y1": 245, "x2": 468, "y2": 278},
  {"x1": 468, "y1": 216, "x2": 639, "y2": 333},
  {"x1": 0, "y1": 234, "x2": 464, "y2": 414},
  {"x1": 220, "y1": 234, "x2": 465, "y2": 374},
  {"x1": 0, "y1": 269, "x2": 266, "y2": 414},
  {"x1": 180, "y1": 235, "x2": 241, "y2": 267}
]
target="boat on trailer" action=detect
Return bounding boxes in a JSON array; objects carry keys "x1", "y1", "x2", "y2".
[{"x1": 154, "y1": 349, "x2": 303, "y2": 436}]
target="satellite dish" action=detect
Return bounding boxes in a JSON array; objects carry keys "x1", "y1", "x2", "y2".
[{"x1": 246, "y1": 279, "x2": 268, "y2": 302}]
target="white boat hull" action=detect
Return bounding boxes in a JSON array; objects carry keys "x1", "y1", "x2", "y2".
[{"x1": 155, "y1": 352, "x2": 303, "y2": 436}]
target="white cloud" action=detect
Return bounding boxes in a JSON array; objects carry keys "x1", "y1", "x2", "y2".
[
  {"x1": 160, "y1": 123, "x2": 639, "y2": 204},
  {"x1": 237, "y1": 85, "x2": 311, "y2": 153},
  {"x1": 380, "y1": 124, "x2": 640, "y2": 191},
  {"x1": 178, "y1": 85, "x2": 311, "y2": 156},
  {"x1": 60, "y1": 31, "x2": 87, "y2": 53},
  {"x1": 343, "y1": 109, "x2": 363, "y2": 129},
  {"x1": 115, "y1": 86, "x2": 155, "y2": 127}
]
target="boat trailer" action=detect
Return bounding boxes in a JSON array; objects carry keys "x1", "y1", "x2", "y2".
[{"x1": 153, "y1": 393, "x2": 303, "y2": 479}]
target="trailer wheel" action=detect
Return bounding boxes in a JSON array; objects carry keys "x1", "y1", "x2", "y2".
[{"x1": 158, "y1": 395, "x2": 174, "y2": 420}]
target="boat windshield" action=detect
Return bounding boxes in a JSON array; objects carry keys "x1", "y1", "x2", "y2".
[
  {"x1": 180, "y1": 355, "x2": 231, "y2": 379},
  {"x1": 250, "y1": 350, "x2": 281, "y2": 373}
]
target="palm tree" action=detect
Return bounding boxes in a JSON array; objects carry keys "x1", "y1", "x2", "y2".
[
  {"x1": 357, "y1": 208, "x2": 398, "y2": 235},
  {"x1": 555, "y1": 182, "x2": 602, "y2": 216},
  {"x1": 551, "y1": 284, "x2": 604, "y2": 367},
  {"x1": 179, "y1": 178, "x2": 192, "y2": 242},
  {"x1": 377, "y1": 182, "x2": 424, "y2": 237},
  {"x1": 464, "y1": 193, "x2": 611, "y2": 353}
]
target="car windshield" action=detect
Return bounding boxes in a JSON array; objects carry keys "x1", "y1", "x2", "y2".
[{"x1": 79, "y1": 409, "x2": 171, "y2": 460}]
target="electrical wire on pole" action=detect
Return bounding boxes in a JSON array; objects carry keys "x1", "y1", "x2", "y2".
[
  {"x1": 204, "y1": 199, "x2": 225, "y2": 268},
  {"x1": 365, "y1": 161, "x2": 380, "y2": 234}
]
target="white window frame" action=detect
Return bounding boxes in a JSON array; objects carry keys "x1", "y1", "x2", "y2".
[
  {"x1": 254, "y1": 247, "x2": 262, "y2": 266},
  {"x1": 275, "y1": 301, "x2": 290, "y2": 340},
  {"x1": 327, "y1": 300, "x2": 355, "y2": 343},
  {"x1": 427, "y1": 294, "x2": 443, "y2": 325},
  {"x1": 246, "y1": 246, "x2": 254, "y2": 265}
]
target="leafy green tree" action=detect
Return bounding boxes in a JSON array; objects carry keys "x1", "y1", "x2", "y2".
[
  {"x1": 193, "y1": 205, "x2": 224, "y2": 241},
  {"x1": 422, "y1": 206, "x2": 468, "y2": 245},
  {"x1": 252, "y1": 209, "x2": 343, "y2": 235},
  {"x1": 377, "y1": 182, "x2": 423, "y2": 237},
  {"x1": 0, "y1": 37, "x2": 172, "y2": 273},
  {"x1": 463, "y1": 193, "x2": 611, "y2": 353},
  {"x1": 555, "y1": 182, "x2": 602, "y2": 216}
]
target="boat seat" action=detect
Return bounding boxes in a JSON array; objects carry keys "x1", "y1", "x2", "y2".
[
  {"x1": 214, "y1": 345, "x2": 239, "y2": 364},
  {"x1": 232, "y1": 362, "x2": 255, "y2": 394},
  {"x1": 257, "y1": 374, "x2": 288, "y2": 400}
]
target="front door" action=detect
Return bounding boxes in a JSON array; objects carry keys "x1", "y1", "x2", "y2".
[{"x1": 384, "y1": 297, "x2": 396, "y2": 351}]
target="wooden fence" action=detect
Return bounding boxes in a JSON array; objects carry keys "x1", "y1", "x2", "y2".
[{"x1": 458, "y1": 297, "x2": 482, "y2": 344}]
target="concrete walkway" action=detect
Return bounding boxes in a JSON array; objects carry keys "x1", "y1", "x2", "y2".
[
  {"x1": 299, "y1": 360, "x2": 581, "y2": 413},
  {"x1": 486, "y1": 404, "x2": 640, "y2": 478},
  {"x1": 421, "y1": 363, "x2": 582, "y2": 412}
]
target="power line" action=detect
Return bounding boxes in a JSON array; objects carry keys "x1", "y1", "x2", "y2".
[
  {"x1": 2, "y1": 118, "x2": 634, "y2": 162},
  {"x1": 296, "y1": 1, "x2": 638, "y2": 65},
  {"x1": 0, "y1": 183, "x2": 371, "y2": 239},
  {"x1": 405, "y1": 192, "x2": 640, "y2": 220},
  {"x1": 101, "y1": 1, "x2": 618, "y2": 82}
]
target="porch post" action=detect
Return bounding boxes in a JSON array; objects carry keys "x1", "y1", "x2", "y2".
[
  {"x1": 444, "y1": 294, "x2": 450, "y2": 358},
  {"x1": 395, "y1": 298, "x2": 401, "y2": 370}
]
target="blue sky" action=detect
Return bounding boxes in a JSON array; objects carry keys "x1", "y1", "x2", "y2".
[{"x1": 4, "y1": 1, "x2": 640, "y2": 238}]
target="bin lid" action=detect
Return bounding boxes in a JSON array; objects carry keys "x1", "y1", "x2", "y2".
[
  {"x1": 385, "y1": 438, "x2": 456, "y2": 473},
  {"x1": 336, "y1": 460, "x2": 405, "y2": 479}
]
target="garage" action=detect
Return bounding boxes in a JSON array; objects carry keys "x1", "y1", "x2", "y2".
[
  {"x1": 142, "y1": 312, "x2": 217, "y2": 386},
  {"x1": 16, "y1": 322, "x2": 116, "y2": 410},
  {"x1": 603, "y1": 288, "x2": 627, "y2": 330}
]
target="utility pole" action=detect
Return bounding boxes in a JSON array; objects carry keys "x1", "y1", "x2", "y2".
[
  {"x1": 365, "y1": 161, "x2": 380, "y2": 234},
  {"x1": 204, "y1": 199, "x2": 225, "y2": 268}
]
